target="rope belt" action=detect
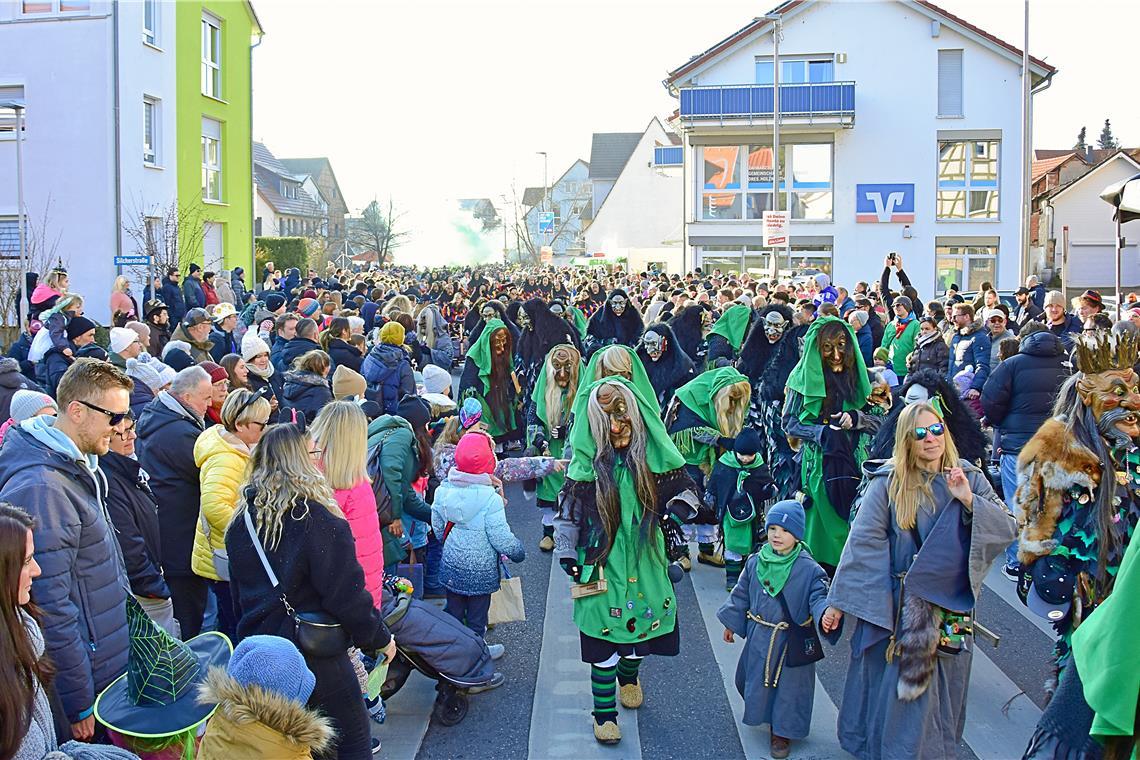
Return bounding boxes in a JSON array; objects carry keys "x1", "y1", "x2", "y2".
[{"x1": 746, "y1": 611, "x2": 790, "y2": 687}]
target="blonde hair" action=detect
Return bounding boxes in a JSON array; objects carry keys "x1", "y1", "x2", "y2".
[
  {"x1": 714, "y1": 381, "x2": 750, "y2": 437},
  {"x1": 112, "y1": 275, "x2": 130, "y2": 293},
  {"x1": 594, "y1": 345, "x2": 633, "y2": 382},
  {"x1": 45, "y1": 269, "x2": 68, "y2": 293},
  {"x1": 544, "y1": 345, "x2": 580, "y2": 427},
  {"x1": 294, "y1": 349, "x2": 330, "y2": 375},
  {"x1": 234, "y1": 423, "x2": 340, "y2": 551},
  {"x1": 311, "y1": 401, "x2": 369, "y2": 490},
  {"x1": 220, "y1": 388, "x2": 271, "y2": 432},
  {"x1": 888, "y1": 402, "x2": 962, "y2": 530},
  {"x1": 418, "y1": 306, "x2": 437, "y2": 349},
  {"x1": 434, "y1": 416, "x2": 462, "y2": 451}
]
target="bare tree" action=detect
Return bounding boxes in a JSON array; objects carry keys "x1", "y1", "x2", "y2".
[
  {"x1": 347, "y1": 198, "x2": 409, "y2": 265},
  {"x1": 507, "y1": 182, "x2": 586, "y2": 266},
  {"x1": 121, "y1": 199, "x2": 208, "y2": 290},
  {"x1": 0, "y1": 195, "x2": 66, "y2": 328}
]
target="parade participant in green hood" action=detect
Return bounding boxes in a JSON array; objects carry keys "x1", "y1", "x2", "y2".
[
  {"x1": 782, "y1": 315, "x2": 880, "y2": 570},
  {"x1": 704, "y1": 428, "x2": 777, "y2": 590},
  {"x1": 526, "y1": 343, "x2": 583, "y2": 552},
  {"x1": 706, "y1": 303, "x2": 753, "y2": 368},
  {"x1": 666, "y1": 365, "x2": 752, "y2": 570},
  {"x1": 582, "y1": 344, "x2": 661, "y2": 416},
  {"x1": 555, "y1": 376, "x2": 702, "y2": 747},
  {"x1": 458, "y1": 318, "x2": 521, "y2": 444}
]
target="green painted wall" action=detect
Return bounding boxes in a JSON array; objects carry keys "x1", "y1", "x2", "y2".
[{"x1": 175, "y1": 0, "x2": 260, "y2": 273}]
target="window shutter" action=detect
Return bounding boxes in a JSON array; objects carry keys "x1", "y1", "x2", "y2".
[{"x1": 938, "y1": 50, "x2": 963, "y2": 117}]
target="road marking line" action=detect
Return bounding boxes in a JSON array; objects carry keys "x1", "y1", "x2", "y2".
[
  {"x1": 963, "y1": 646, "x2": 1042, "y2": 760},
  {"x1": 689, "y1": 561, "x2": 843, "y2": 759},
  {"x1": 529, "y1": 563, "x2": 642, "y2": 759}
]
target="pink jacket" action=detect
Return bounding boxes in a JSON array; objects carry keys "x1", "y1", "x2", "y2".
[
  {"x1": 110, "y1": 290, "x2": 135, "y2": 319},
  {"x1": 335, "y1": 480, "x2": 385, "y2": 609}
]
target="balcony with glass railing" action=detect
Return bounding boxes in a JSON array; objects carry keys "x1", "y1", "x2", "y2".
[{"x1": 678, "y1": 82, "x2": 855, "y2": 127}]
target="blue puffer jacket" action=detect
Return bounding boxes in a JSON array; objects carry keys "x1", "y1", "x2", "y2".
[
  {"x1": 431, "y1": 469, "x2": 525, "y2": 595},
  {"x1": 0, "y1": 420, "x2": 130, "y2": 723},
  {"x1": 948, "y1": 320, "x2": 992, "y2": 392}
]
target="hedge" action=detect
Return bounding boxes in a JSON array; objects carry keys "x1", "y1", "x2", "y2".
[{"x1": 255, "y1": 237, "x2": 309, "y2": 275}]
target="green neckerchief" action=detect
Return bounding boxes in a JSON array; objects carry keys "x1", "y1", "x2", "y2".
[
  {"x1": 466, "y1": 318, "x2": 514, "y2": 396},
  {"x1": 718, "y1": 449, "x2": 765, "y2": 493},
  {"x1": 756, "y1": 541, "x2": 803, "y2": 597},
  {"x1": 708, "y1": 304, "x2": 752, "y2": 352},
  {"x1": 1072, "y1": 513, "x2": 1140, "y2": 744},
  {"x1": 673, "y1": 365, "x2": 749, "y2": 429},
  {"x1": 786, "y1": 315, "x2": 872, "y2": 423},
  {"x1": 566, "y1": 376, "x2": 684, "y2": 482},
  {"x1": 530, "y1": 344, "x2": 582, "y2": 429},
  {"x1": 581, "y1": 344, "x2": 661, "y2": 416}
]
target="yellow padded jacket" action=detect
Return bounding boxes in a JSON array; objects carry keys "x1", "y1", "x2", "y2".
[{"x1": 192, "y1": 425, "x2": 250, "y2": 581}]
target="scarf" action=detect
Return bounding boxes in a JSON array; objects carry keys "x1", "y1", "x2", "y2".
[
  {"x1": 672, "y1": 365, "x2": 749, "y2": 430},
  {"x1": 893, "y1": 315, "x2": 913, "y2": 339},
  {"x1": 708, "y1": 303, "x2": 752, "y2": 352},
  {"x1": 785, "y1": 315, "x2": 872, "y2": 423},
  {"x1": 246, "y1": 361, "x2": 275, "y2": 380},
  {"x1": 718, "y1": 449, "x2": 766, "y2": 493},
  {"x1": 756, "y1": 541, "x2": 802, "y2": 597}
]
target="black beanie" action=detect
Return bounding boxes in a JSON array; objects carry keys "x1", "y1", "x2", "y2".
[
  {"x1": 735, "y1": 428, "x2": 762, "y2": 457},
  {"x1": 264, "y1": 292, "x2": 286, "y2": 313},
  {"x1": 397, "y1": 394, "x2": 431, "y2": 430},
  {"x1": 66, "y1": 316, "x2": 97, "y2": 341}
]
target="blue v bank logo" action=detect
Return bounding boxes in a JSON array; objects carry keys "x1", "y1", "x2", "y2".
[{"x1": 856, "y1": 184, "x2": 915, "y2": 223}]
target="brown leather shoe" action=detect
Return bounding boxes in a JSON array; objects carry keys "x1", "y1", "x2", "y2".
[{"x1": 770, "y1": 733, "x2": 790, "y2": 759}]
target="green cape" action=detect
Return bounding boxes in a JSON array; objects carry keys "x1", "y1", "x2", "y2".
[
  {"x1": 786, "y1": 315, "x2": 872, "y2": 423},
  {"x1": 467, "y1": 318, "x2": 513, "y2": 397},
  {"x1": 1072, "y1": 522, "x2": 1140, "y2": 745},
  {"x1": 673, "y1": 365, "x2": 750, "y2": 430},
  {"x1": 582, "y1": 344, "x2": 660, "y2": 416},
  {"x1": 566, "y1": 376, "x2": 684, "y2": 482},
  {"x1": 708, "y1": 303, "x2": 752, "y2": 352},
  {"x1": 530, "y1": 344, "x2": 583, "y2": 430}
]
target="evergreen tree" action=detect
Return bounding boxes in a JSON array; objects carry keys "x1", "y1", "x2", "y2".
[
  {"x1": 1074, "y1": 126, "x2": 1087, "y2": 152},
  {"x1": 1097, "y1": 119, "x2": 1119, "y2": 150}
]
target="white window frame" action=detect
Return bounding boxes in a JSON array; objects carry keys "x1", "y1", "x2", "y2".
[
  {"x1": 698, "y1": 142, "x2": 834, "y2": 222},
  {"x1": 0, "y1": 216, "x2": 24, "y2": 261},
  {"x1": 143, "y1": 96, "x2": 159, "y2": 166},
  {"x1": 201, "y1": 117, "x2": 222, "y2": 202},
  {"x1": 937, "y1": 49, "x2": 964, "y2": 118},
  {"x1": 936, "y1": 139, "x2": 1000, "y2": 221},
  {"x1": 19, "y1": 0, "x2": 90, "y2": 16},
  {"x1": 935, "y1": 239, "x2": 998, "y2": 292},
  {"x1": 142, "y1": 0, "x2": 158, "y2": 46},
  {"x1": 201, "y1": 13, "x2": 222, "y2": 99},
  {"x1": 0, "y1": 85, "x2": 26, "y2": 141}
]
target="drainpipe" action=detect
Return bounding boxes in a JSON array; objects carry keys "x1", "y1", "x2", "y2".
[
  {"x1": 112, "y1": 0, "x2": 123, "y2": 282},
  {"x1": 249, "y1": 29, "x2": 264, "y2": 287}
]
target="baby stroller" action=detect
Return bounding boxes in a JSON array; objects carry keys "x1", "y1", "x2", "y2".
[{"x1": 379, "y1": 580, "x2": 497, "y2": 726}]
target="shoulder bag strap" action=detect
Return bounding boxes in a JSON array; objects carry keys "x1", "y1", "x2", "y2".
[
  {"x1": 774, "y1": 589, "x2": 803, "y2": 625},
  {"x1": 244, "y1": 509, "x2": 295, "y2": 616}
]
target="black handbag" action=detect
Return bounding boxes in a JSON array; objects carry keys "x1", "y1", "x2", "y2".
[
  {"x1": 244, "y1": 510, "x2": 349, "y2": 658},
  {"x1": 775, "y1": 590, "x2": 824, "y2": 668}
]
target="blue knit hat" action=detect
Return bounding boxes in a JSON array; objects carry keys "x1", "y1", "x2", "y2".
[
  {"x1": 765, "y1": 499, "x2": 805, "y2": 541},
  {"x1": 226, "y1": 635, "x2": 316, "y2": 705},
  {"x1": 459, "y1": 397, "x2": 483, "y2": 430}
]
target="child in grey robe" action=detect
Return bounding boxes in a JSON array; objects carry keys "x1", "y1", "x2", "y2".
[{"x1": 717, "y1": 500, "x2": 840, "y2": 759}]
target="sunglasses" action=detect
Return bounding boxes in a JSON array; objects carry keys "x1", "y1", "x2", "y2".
[
  {"x1": 914, "y1": 423, "x2": 946, "y2": 441},
  {"x1": 77, "y1": 399, "x2": 131, "y2": 427}
]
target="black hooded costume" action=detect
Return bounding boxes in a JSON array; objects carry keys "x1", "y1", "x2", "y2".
[
  {"x1": 515, "y1": 298, "x2": 582, "y2": 401},
  {"x1": 584, "y1": 288, "x2": 643, "y2": 358},
  {"x1": 867, "y1": 369, "x2": 988, "y2": 466},
  {"x1": 466, "y1": 299, "x2": 520, "y2": 348},
  {"x1": 669, "y1": 304, "x2": 711, "y2": 365},
  {"x1": 637, "y1": 322, "x2": 696, "y2": 410}
]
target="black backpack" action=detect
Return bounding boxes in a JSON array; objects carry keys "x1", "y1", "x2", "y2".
[{"x1": 366, "y1": 434, "x2": 396, "y2": 526}]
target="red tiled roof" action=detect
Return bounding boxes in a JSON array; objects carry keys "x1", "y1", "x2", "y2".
[
  {"x1": 665, "y1": 0, "x2": 1054, "y2": 86},
  {"x1": 1031, "y1": 152, "x2": 1078, "y2": 182}
]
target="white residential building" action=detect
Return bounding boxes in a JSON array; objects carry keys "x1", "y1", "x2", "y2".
[
  {"x1": 584, "y1": 118, "x2": 685, "y2": 274},
  {"x1": 665, "y1": 0, "x2": 1055, "y2": 294},
  {"x1": 0, "y1": 0, "x2": 179, "y2": 322},
  {"x1": 1038, "y1": 150, "x2": 1140, "y2": 296}
]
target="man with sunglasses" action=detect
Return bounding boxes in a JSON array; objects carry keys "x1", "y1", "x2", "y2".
[{"x1": 0, "y1": 359, "x2": 133, "y2": 741}]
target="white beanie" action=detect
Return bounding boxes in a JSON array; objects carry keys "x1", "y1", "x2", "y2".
[
  {"x1": 421, "y1": 364, "x2": 452, "y2": 395},
  {"x1": 162, "y1": 340, "x2": 191, "y2": 361},
  {"x1": 126, "y1": 356, "x2": 164, "y2": 394},
  {"x1": 109, "y1": 327, "x2": 138, "y2": 355},
  {"x1": 241, "y1": 332, "x2": 271, "y2": 362}
]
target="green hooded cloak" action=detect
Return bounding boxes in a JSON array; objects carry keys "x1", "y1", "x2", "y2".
[
  {"x1": 708, "y1": 303, "x2": 752, "y2": 353},
  {"x1": 464, "y1": 318, "x2": 516, "y2": 437},
  {"x1": 717, "y1": 449, "x2": 768, "y2": 556},
  {"x1": 570, "y1": 306, "x2": 589, "y2": 338},
  {"x1": 581, "y1": 344, "x2": 661, "y2": 416},
  {"x1": 785, "y1": 315, "x2": 873, "y2": 566},
  {"x1": 564, "y1": 376, "x2": 686, "y2": 645},
  {"x1": 529, "y1": 344, "x2": 583, "y2": 502},
  {"x1": 671, "y1": 366, "x2": 750, "y2": 472}
]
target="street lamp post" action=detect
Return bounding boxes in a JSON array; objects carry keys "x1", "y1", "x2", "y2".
[
  {"x1": 764, "y1": 13, "x2": 783, "y2": 281},
  {"x1": 537, "y1": 151, "x2": 549, "y2": 257},
  {"x1": 1100, "y1": 173, "x2": 1140, "y2": 319},
  {"x1": 1, "y1": 99, "x2": 27, "y2": 330}
]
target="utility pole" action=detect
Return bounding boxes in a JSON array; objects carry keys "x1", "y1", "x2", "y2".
[
  {"x1": 765, "y1": 12, "x2": 783, "y2": 281},
  {"x1": 537, "y1": 151, "x2": 549, "y2": 257},
  {"x1": 1020, "y1": 0, "x2": 1031, "y2": 287}
]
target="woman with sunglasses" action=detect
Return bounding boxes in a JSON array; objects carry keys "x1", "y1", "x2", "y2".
[
  {"x1": 190, "y1": 388, "x2": 271, "y2": 640},
  {"x1": 99, "y1": 413, "x2": 179, "y2": 637},
  {"x1": 225, "y1": 423, "x2": 395, "y2": 758},
  {"x1": 826, "y1": 402, "x2": 1016, "y2": 760}
]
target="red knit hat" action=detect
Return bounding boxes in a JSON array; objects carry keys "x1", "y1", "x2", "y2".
[
  {"x1": 455, "y1": 431, "x2": 496, "y2": 475},
  {"x1": 198, "y1": 361, "x2": 229, "y2": 385}
]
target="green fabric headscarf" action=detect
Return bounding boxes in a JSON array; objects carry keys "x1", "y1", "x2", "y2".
[
  {"x1": 708, "y1": 303, "x2": 752, "y2": 352},
  {"x1": 785, "y1": 315, "x2": 872, "y2": 423},
  {"x1": 571, "y1": 306, "x2": 589, "y2": 338},
  {"x1": 566, "y1": 376, "x2": 685, "y2": 482},
  {"x1": 581, "y1": 344, "x2": 661, "y2": 416},
  {"x1": 530, "y1": 344, "x2": 582, "y2": 429},
  {"x1": 756, "y1": 542, "x2": 803, "y2": 597},
  {"x1": 673, "y1": 365, "x2": 750, "y2": 430},
  {"x1": 466, "y1": 318, "x2": 513, "y2": 396}
]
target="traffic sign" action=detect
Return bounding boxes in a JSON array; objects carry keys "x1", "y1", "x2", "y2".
[
  {"x1": 762, "y1": 211, "x2": 788, "y2": 247},
  {"x1": 538, "y1": 212, "x2": 555, "y2": 234},
  {"x1": 115, "y1": 255, "x2": 151, "y2": 266}
]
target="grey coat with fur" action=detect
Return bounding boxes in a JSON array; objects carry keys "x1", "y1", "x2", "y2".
[{"x1": 827, "y1": 459, "x2": 1015, "y2": 760}]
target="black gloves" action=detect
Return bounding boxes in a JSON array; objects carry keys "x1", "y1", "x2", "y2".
[{"x1": 560, "y1": 558, "x2": 581, "y2": 582}]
